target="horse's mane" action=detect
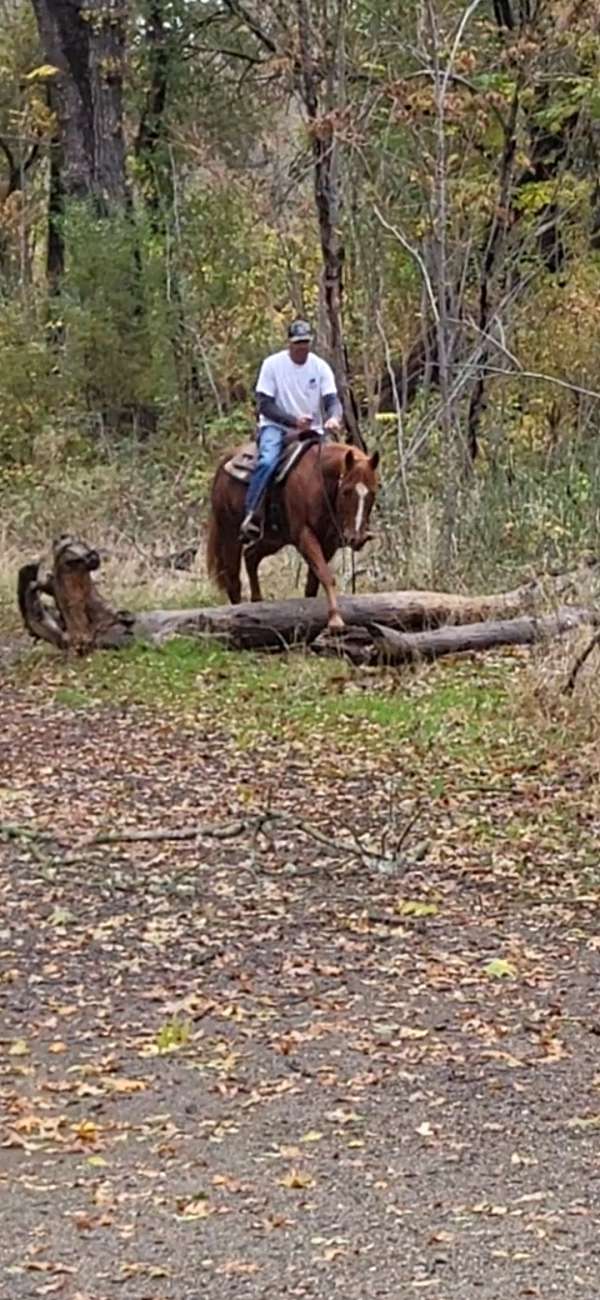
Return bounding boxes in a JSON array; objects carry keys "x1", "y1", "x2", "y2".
[{"x1": 308, "y1": 440, "x2": 372, "y2": 474}]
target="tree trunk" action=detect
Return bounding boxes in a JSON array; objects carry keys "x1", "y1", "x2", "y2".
[
  {"x1": 85, "y1": 0, "x2": 129, "y2": 209},
  {"x1": 47, "y1": 129, "x2": 65, "y2": 289},
  {"x1": 353, "y1": 608, "x2": 597, "y2": 666},
  {"x1": 31, "y1": 0, "x2": 129, "y2": 208},
  {"x1": 31, "y1": 0, "x2": 94, "y2": 199},
  {"x1": 135, "y1": 0, "x2": 171, "y2": 219},
  {"x1": 296, "y1": 0, "x2": 364, "y2": 449}
]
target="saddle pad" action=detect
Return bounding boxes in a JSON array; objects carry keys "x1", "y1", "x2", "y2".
[{"x1": 223, "y1": 435, "x2": 318, "y2": 486}]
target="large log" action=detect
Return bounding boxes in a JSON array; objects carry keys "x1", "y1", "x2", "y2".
[{"x1": 134, "y1": 581, "x2": 557, "y2": 650}]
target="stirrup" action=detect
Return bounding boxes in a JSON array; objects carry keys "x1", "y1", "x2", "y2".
[{"x1": 239, "y1": 514, "x2": 262, "y2": 545}]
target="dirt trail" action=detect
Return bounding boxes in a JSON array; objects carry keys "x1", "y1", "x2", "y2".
[{"x1": 1, "y1": 682, "x2": 599, "y2": 1299}]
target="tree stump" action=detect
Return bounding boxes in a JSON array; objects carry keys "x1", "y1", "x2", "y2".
[{"x1": 18, "y1": 534, "x2": 135, "y2": 653}]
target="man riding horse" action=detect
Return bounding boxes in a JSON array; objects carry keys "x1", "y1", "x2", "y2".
[
  {"x1": 239, "y1": 318, "x2": 343, "y2": 544},
  {"x1": 207, "y1": 320, "x2": 379, "y2": 630}
]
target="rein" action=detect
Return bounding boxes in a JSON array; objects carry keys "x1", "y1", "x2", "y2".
[{"x1": 315, "y1": 438, "x2": 358, "y2": 596}]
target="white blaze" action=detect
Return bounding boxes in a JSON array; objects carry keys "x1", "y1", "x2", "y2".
[{"x1": 354, "y1": 482, "x2": 368, "y2": 535}]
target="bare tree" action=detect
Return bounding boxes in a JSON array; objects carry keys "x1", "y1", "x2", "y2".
[{"x1": 31, "y1": 0, "x2": 129, "y2": 208}]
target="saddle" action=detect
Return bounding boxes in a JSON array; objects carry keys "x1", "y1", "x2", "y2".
[{"x1": 223, "y1": 430, "x2": 321, "y2": 487}]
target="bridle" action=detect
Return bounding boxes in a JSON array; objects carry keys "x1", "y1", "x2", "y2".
[{"x1": 315, "y1": 436, "x2": 362, "y2": 595}]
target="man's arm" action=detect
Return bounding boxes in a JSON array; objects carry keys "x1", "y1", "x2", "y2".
[{"x1": 257, "y1": 391, "x2": 302, "y2": 429}]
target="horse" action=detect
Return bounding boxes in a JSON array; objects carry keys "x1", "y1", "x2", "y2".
[{"x1": 206, "y1": 438, "x2": 379, "y2": 631}]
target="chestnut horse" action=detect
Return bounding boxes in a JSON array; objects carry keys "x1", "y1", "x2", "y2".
[{"x1": 206, "y1": 440, "x2": 379, "y2": 630}]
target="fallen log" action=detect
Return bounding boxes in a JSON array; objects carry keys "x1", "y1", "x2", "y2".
[
  {"x1": 134, "y1": 582, "x2": 556, "y2": 651},
  {"x1": 313, "y1": 607, "x2": 599, "y2": 665}
]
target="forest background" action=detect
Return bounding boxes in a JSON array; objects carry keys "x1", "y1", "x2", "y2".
[{"x1": 2, "y1": 0, "x2": 600, "y2": 604}]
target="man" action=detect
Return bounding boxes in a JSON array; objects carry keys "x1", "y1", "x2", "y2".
[{"x1": 239, "y1": 319, "x2": 343, "y2": 543}]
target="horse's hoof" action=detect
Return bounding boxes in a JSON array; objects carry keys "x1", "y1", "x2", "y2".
[{"x1": 327, "y1": 614, "x2": 345, "y2": 634}]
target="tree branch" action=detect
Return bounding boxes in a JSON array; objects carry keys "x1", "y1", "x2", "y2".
[
  {"x1": 564, "y1": 630, "x2": 600, "y2": 694},
  {"x1": 477, "y1": 364, "x2": 600, "y2": 403},
  {"x1": 23, "y1": 141, "x2": 41, "y2": 174},
  {"x1": 186, "y1": 42, "x2": 268, "y2": 65},
  {"x1": 222, "y1": 0, "x2": 279, "y2": 55}
]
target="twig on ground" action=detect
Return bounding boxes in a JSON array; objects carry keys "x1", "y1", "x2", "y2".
[
  {"x1": 2, "y1": 807, "x2": 416, "y2": 876},
  {"x1": 72, "y1": 818, "x2": 249, "y2": 848},
  {"x1": 563, "y1": 629, "x2": 600, "y2": 695},
  {"x1": 60, "y1": 818, "x2": 252, "y2": 864},
  {"x1": 263, "y1": 810, "x2": 412, "y2": 873}
]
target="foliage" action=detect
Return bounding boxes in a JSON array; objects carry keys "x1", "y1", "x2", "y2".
[
  {"x1": 56, "y1": 201, "x2": 177, "y2": 419},
  {"x1": 2, "y1": 0, "x2": 600, "y2": 588},
  {"x1": 0, "y1": 300, "x2": 61, "y2": 465}
]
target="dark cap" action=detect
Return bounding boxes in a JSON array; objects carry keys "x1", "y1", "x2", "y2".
[{"x1": 288, "y1": 319, "x2": 313, "y2": 342}]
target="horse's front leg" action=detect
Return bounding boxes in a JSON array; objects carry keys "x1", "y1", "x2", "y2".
[
  {"x1": 304, "y1": 540, "x2": 337, "y2": 599},
  {"x1": 297, "y1": 527, "x2": 343, "y2": 631},
  {"x1": 223, "y1": 540, "x2": 242, "y2": 604}
]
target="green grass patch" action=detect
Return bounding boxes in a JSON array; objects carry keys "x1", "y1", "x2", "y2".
[{"x1": 10, "y1": 635, "x2": 536, "y2": 772}]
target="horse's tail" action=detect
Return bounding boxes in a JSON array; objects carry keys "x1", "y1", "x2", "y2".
[
  {"x1": 206, "y1": 509, "x2": 225, "y2": 591},
  {"x1": 206, "y1": 458, "x2": 236, "y2": 593}
]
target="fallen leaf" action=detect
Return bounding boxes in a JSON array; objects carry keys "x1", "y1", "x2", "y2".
[
  {"x1": 72, "y1": 1120, "x2": 99, "y2": 1144},
  {"x1": 484, "y1": 958, "x2": 517, "y2": 979},
  {"x1": 279, "y1": 1168, "x2": 315, "y2": 1190},
  {"x1": 106, "y1": 1076, "x2": 147, "y2": 1094},
  {"x1": 8, "y1": 1038, "x2": 29, "y2": 1057}
]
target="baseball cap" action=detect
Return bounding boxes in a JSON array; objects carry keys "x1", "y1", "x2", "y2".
[{"x1": 288, "y1": 319, "x2": 313, "y2": 342}]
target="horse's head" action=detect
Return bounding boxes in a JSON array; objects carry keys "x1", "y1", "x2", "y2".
[{"x1": 337, "y1": 448, "x2": 380, "y2": 550}]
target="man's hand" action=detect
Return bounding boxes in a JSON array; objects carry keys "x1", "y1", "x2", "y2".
[
  {"x1": 296, "y1": 414, "x2": 312, "y2": 432},
  {"x1": 324, "y1": 416, "x2": 341, "y2": 434}
]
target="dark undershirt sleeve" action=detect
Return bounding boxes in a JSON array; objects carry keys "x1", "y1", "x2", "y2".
[
  {"x1": 323, "y1": 392, "x2": 343, "y2": 421},
  {"x1": 256, "y1": 391, "x2": 298, "y2": 429}
]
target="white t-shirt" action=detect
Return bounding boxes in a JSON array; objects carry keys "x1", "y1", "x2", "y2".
[{"x1": 256, "y1": 349, "x2": 337, "y2": 433}]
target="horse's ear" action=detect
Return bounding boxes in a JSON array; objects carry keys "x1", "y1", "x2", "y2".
[
  {"x1": 369, "y1": 450, "x2": 380, "y2": 471},
  {"x1": 344, "y1": 449, "x2": 355, "y2": 473}
]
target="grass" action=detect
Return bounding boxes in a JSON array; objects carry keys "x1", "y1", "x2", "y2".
[
  {"x1": 372, "y1": 438, "x2": 600, "y2": 591},
  {"x1": 8, "y1": 631, "x2": 583, "y2": 767}
]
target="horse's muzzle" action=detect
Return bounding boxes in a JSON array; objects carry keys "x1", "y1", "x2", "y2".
[{"x1": 346, "y1": 531, "x2": 374, "y2": 552}]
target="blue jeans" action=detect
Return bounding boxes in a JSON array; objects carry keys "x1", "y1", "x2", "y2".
[{"x1": 245, "y1": 423, "x2": 285, "y2": 514}]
